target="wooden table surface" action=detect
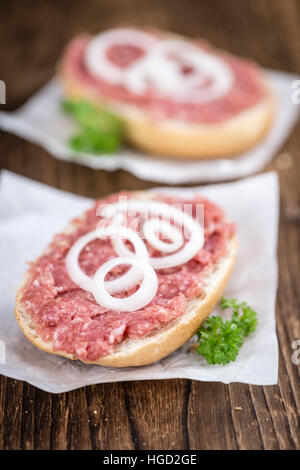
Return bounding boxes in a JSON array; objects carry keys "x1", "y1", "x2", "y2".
[{"x1": 0, "y1": 0, "x2": 300, "y2": 450}]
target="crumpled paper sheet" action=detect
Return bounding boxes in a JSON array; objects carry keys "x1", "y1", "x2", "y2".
[
  {"x1": 0, "y1": 71, "x2": 298, "y2": 184},
  {"x1": 0, "y1": 170, "x2": 279, "y2": 392}
]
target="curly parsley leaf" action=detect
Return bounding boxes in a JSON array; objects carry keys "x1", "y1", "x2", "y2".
[
  {"x1": 69, "y1": 126, "x2": 121, "y2": 154},
  {"x1": 196, "y1": 298, "x2": 258, "y2": 365},
  {"x1": 62, "y1": 100, "x2": 123, "y2": 154}
]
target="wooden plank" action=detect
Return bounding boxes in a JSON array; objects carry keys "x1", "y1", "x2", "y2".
[
  {"x1": 33, "y1": 389, "x2": 52, "y2": 449},
  {"x1": 122, "y1": 380, "x2": 188, "y2": 450},
  {"x1": 86, "y1": 383, "x2": 134, "y2": 450},
  {"x1": 188, "y1": 382, "x2": 238, "y2": 450},
  {"x1": 3, "y1": 379, "x2": 23, "y2": 449},
  {"x1": 0, "y1": 0, "x2": 300, "y2": 451},
  {"x1": 21, "y1": 382, "x2": 35, "y2": 450},
  {"x1": 50, "y1": 392, "x2": 68, "y2": 450},
  {"x1": 65, "y1": 388, "x2": 92, "y2": 450},
  {"x1": 0, "y1": 376, "x2": 7, "y2": 449}
]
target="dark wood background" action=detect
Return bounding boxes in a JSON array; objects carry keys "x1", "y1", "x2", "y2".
[{"x1": 0, "y1": 0, "x2": 300, "y2": 450}]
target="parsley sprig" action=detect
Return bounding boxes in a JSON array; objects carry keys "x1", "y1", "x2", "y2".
[
  {"x1": 62, "y1": 100, "x2": 123, "y2": 154},
  {"x1": 196, "y1": 298, "x2": 258, "y2": 365}
]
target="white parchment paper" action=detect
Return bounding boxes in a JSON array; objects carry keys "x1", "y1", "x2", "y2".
[
  {"x1": 0, "y1": 171, "x2": 278, "y2": 392},
  {"x1": 0, "y1": 72, "x2": 298, "y2": 184}
]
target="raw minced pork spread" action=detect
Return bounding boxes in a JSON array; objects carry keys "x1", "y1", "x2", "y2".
[
  {"x1": 20, "y1": 193, "x2": 235, "y2": 361},
  {"x1": 61, "y1": 32, "x2": 267, "y2": 124}
]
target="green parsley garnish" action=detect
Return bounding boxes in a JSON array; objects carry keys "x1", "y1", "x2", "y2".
[
  {"x1": 196, "y1": 297, "x2": 258, "y2": 365},
  {"x1": 62, "y1": 100, "x2": 123, "y2": 154}
]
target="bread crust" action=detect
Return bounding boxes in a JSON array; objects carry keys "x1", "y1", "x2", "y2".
[
  {"x1": 15, "y1": 192, "x2": 237, "y2": 367},
  {"x1": 59, "y1": 66, "x2": 275, "y2": 160}
]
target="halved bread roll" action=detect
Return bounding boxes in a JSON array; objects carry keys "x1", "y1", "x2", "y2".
[
  {"x1": 15, "y1": 191, "x2": 237, "y2": 367},
  {"x1": 59, "y1": 28, "x2": 275, "y2": 159}
]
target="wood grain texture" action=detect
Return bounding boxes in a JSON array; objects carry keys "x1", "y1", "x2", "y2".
[{"x1": 0, "y1": 0, "x2": 300, "y2": 450}]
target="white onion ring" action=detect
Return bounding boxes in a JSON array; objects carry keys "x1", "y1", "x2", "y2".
[
  {"x1": 142, "y1": 218, "x2": 184, "y2": 253},
  {"x1": 92, "y1": 256, "x2": 158, "y2": 312},
  {"x1": 66, "y1": 198, "x2": 204, "y2": 311},
  {"x1": 85, "y1": 28, "x2": 233, "y2": 103},
  {"x1": 149, "y1": 39, "x2": 234, "y2": 103},
  {"x1": 101, "y1": 199, "x2": 204, "y2": 269},
  {"x1": 66, "y1": 230, "x2": 100, "y2": 293},
  {"x1": 66, "y1": 226, "x2": 149, "y2": 295},
  {"x1": 84, "y1": 28, "x2": 158, "y2": 85},
  {"x1": 108, "y1": 212, "x2": 144, "y2": 293}
]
